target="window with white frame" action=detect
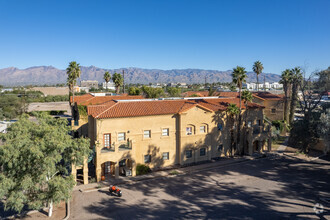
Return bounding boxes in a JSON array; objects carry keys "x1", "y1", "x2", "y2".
[
  {"x1": 162, "y1": 152, "x2": 169, "y2": 160},
  {"x1": 144, "y1": 155, "x2": 151, "y2": 163},
  {"x1": 144, "y1": 130, "x2": 151, "y2": 138},
  {"x1": 162, "y1": 128, "x2": 169, "y2": 136},
  {"x1": 200, "y1": 125, "x2": 206, "y2": 133},
  {"x1": 186, "y1": 127, "x2": 193, "y2": 135},
  {"x1": 104, "y1": 133, "x2": 111, "y2": 148},
  {"x1": 118, "y1": 132, "x2": 126, "y2": 141},
  {"x1": 186, "y1": 150, "x2": 192, "y2": 158}
]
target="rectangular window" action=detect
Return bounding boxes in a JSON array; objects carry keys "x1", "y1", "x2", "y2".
[
  {"x1": 217, "y1": 123, "x2": 223, "y2": 131},
  {"x1": 144, "y1": 130, "x2": 151, "y2": 138},
  {"x1": 162, "y1": 152, "x2": 169, "y2": 160},
  {"x1": 200, "y1": 126, "x2": 206, "y2": 133},
  {"x1": 104, "y1": 133, "x2": 111, "y2": 148},
  {"x1": 186, "y1": 127, "x2": 192, "y2": 135},
  {"x1": 144, "y1": 155, "x2": 151, "y2": 163},
  {"x1": 200, "y1": 148, "x2": 206, "y2": 156},
  {"x1": 218, "y1": 144, "x2": 223, "y2": 152},
  {"x1": 271, "y1": 108, "x2": 276, "y2": 113},
  {"x1": 258, "y1": 120, "x2": 261, "y2": 126},
  {"x1": 118, "y1": 132, "x2": 125, "y2": 141},
  {"x1": 162, "y1": 128, "x2": 169, "y2": 136},
  {"x1": 186, "y1": 150, "x2": 192, "y2": 158}
]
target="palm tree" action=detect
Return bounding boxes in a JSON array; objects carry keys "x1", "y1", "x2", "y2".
[
  {"x1": 289, "y1": 67, "x2": 303, "y2": 124},
  {"x1": 226, "y1": 103, "x2": 239, "y2": 156},
  {"x1": 103, "y1": 71, "x2": 111, "y2": 91},
  {"x1": 241, "y1": 90, "x2": 253, "y2": 155},
  {"x1": 253, "y1": 61, "x2": 264, "y2": 91},
  {"x1": 112, "y1": 72, "x2": 124, "y2": 94},
  {"x1": 280, "y1": 69, "x2": 292, "y2": 123},
  {"x1": 232, "y1": 66, "x2": 247, "y2": 153},
  {"x1": 241, "y1": 90, "x2": 253, "y2": 125},
  {"x1": 66, "y1": 61, "x2": 81, "y2": 107}
]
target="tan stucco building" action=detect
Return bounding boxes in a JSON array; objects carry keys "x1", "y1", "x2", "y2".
[{"x1": 71, "y1": 94, "x2": 272, "y2": 184}]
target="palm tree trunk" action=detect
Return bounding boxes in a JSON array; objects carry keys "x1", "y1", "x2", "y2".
[
  {"x1": 289, "y1": 82, "x2": 297, "y2": 124},
  {"x1": 283, "y1": 84, "x2": 288, "y2": 122},
  {"x1": 237, "y1": 87, "x2": 242, "y2": 154},
  {"x1": 257, "y1": 74, "x2": 259, "y2": 91}
]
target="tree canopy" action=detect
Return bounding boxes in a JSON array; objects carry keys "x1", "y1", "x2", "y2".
[
  {"x1": 0, "y1": 114, "x2": 91, "y2": 215},
  {"x1": 128, "y1": 87, "x2": 141, "y2": 96},
  {"x1": 167, "y1": 87, "x2": 181, "y2": 97},
  {"x1": 142, "y1": 86, "x2": 164, "y2": 98}
]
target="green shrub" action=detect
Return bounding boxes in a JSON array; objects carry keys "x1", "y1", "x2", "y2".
[
  {"x1": 136, "y1": 164, "x2": 151, "y2": 175},
  {"x1": 169, "y1": 170, "x2": 179, "y2": 175},
  {"x1": 272, "y1": 120, "x2": 284, "y2": 132}
]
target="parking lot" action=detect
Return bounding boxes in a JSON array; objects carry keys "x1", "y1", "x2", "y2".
[{"x1": 70, "y1": 154, "x2": 330, "y2": 219}]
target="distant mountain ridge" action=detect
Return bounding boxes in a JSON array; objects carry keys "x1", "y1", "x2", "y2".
[{"x1": 0, "y1": 66, "x2": 281, "y2": 86}]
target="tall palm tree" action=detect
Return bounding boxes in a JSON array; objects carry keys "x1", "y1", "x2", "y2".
[
  {"x1": 103, "y1": 71, "x2": 111, "y2": 91},
  {"x1": 289, "y1": 67, "x2": 303, "y2": 124},
  {"x1": 253, "y1": 61, "x2": 264, "y2": 91},
  {"x1": 280, "y1": 69, "x2": 292, "y2": 123},
  {"x1": 112, "y1": 72, "x2": 123, "y2": 94},
  {"x1": 241, "y1": 90, "x2": 253, "y2": 126},
  {"x1": 232, "y1": 66, "x2": 247, "y2": 154},
  {"x1": 66, "y1": 61, "x2": 81, "y2": 107},
  {"x1": 226, "y1": 103, "x2": 239, "y2": 156}
]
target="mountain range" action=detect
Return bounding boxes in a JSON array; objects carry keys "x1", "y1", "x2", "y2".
[{"x1": 0, "y1": 66, "x2": 281, "y2": 86}]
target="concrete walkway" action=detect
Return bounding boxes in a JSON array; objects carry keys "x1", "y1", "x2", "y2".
[{"x1": 75, "y1": 154, "x2": 266, "y2": 193}]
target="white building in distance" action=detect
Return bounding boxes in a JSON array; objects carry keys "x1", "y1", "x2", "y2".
[
  {"x1": 245, "y1": 82, "x2": 283, "y2": 91},
  {"x1": 102, "y1": 82, "x2": 116, "y2": 90}
]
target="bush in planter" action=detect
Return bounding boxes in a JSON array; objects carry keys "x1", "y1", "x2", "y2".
[{"x1": 136, "y1": 164, "x2": 151, "y2": 175}]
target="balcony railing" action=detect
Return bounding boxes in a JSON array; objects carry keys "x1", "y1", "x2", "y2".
[
  {"x1": 101, "y1": 147, "x2": 115, "y2": 153},
  {"x1": 118, "y1": 139, "x2": 132, "y2": 150}
]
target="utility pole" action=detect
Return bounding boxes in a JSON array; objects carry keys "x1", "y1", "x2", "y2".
[{"x1": 122, "y1": 70, "x2": 125, "y2": 94}]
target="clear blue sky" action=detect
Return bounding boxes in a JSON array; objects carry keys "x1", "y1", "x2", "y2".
[{"x1": 0, "y1": 0, "x2": 329, "y2": 75}]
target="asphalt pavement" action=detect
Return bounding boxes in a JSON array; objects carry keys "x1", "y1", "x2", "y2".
[{"x1": 70, "y1": 154, "x2": 330, "y2": 220}]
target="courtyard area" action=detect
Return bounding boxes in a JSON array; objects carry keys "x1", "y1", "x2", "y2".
[{"x1": 70, "y1": 154, "x2": 330, "y2": 219}]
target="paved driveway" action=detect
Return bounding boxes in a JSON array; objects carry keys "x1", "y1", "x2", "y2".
[{"x1": 71, "y1": 155, "x2": 330, "y2": 219}]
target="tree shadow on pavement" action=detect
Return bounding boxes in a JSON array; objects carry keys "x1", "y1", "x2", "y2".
[{"x1": 83, "y1": 155, "x2": 330, "y2": 219}]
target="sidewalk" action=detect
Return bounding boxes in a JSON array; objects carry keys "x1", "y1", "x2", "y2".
[{"x1": 75, "y1": 154, "x2": 266, "y2": 193}]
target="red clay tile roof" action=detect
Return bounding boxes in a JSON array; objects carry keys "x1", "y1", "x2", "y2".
[
  {"x1": 252, "y1": 92, "x2": 283, "y2": 100},
  {"x1": 88, "y1": 97, "x2": 264, "y2": 119},
  {"x1": 73, "y1": 94, "x2": 144, "y2": 106}
]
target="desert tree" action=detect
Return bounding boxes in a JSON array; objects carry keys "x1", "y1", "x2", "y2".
[{"x1": 0, "y1": 113, "x2": 91, "y2": 217}]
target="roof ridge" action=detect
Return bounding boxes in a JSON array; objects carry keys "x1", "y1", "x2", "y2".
[{"x1": 95, "y1": 102, "x2": 119, "y2": 118}]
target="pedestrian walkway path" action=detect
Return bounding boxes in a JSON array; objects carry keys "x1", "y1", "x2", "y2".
[{"x1": 75, "y1": 154, "x2": 265, "y2": 193}]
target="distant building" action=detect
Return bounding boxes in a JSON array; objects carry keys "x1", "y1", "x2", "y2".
[
  {"x1": 102, "y1": 82, "x2": 116, "y2": 90},
  {"x1": 80, "y1": 80, "x2": 99, "y2": 89},
  {"x1": 245, "y1": 82, "x2": 283, "y2": 91}
]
